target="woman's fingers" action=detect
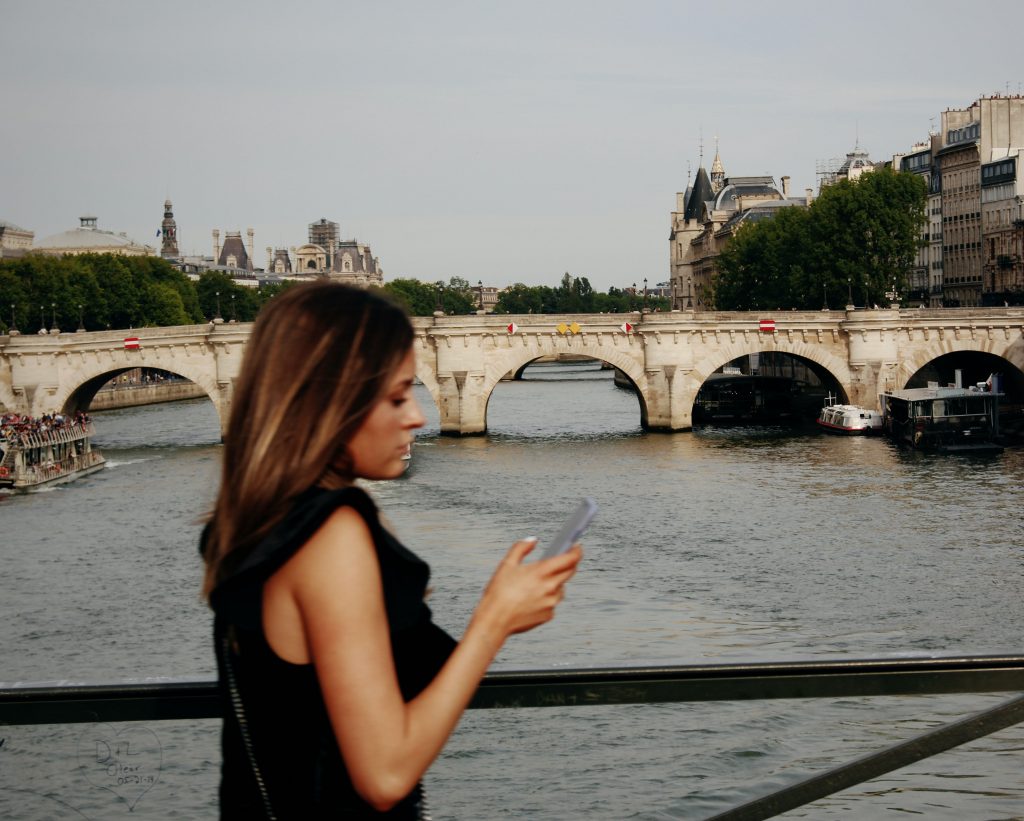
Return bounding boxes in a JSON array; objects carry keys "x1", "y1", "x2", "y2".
[{"x1": 504, "y1": 537, "x2": 539, "y2": 564}]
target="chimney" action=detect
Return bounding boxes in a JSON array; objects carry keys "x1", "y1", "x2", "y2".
[
  {"x1": 246, "y1": 228, "x2": 254, "y2": 271},
  {"x1": 781, "y1": 176, "x2": 791, "y2": 197},
  {"x1": 212, "y1": 229, "x2": 220, "y2": 264},
  {"x1": 805, "y1": 187, "x2": 814, "y2": 206},
  {"x1": 266, "y1": 246, "x2": 273, "y2": 271}
]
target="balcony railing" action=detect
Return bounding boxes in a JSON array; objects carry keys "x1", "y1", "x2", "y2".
[{"x1": 2, "y1": 654, "x2": 1023, "y2": 819}]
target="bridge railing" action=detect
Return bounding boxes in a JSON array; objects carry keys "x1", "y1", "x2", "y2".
[{"x1": 3, "y1": 654, "x2": 1022, "y2": 819}]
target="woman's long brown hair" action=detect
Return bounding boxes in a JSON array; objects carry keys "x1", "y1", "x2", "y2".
[{"x1": 201, "y1": 282, "x2": 413, "y2": 598}]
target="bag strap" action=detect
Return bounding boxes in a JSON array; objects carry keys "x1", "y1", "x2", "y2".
[{"x1": 221, "y1": 630, "x2": 278, "y2": 820}]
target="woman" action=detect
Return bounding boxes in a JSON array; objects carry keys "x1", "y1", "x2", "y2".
[{"x1": 201, "y1": 282, "x2": 582, "y2": 819}]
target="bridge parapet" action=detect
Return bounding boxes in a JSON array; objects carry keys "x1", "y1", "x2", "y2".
[{"x1": 2, "y1": 308, "x2": 1022, "y2": 435}]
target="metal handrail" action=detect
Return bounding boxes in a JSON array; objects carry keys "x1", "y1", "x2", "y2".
[{"x1": 2, "y1": 654, "x2": 1023, "y2": 820}]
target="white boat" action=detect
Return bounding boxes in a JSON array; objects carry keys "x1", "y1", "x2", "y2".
[
  {"x1": 816, "y1": 396, "x2": 883, "y2": 435},
  {"x1": 0, "y1": 414, "x2": 106, "y2": 490}
]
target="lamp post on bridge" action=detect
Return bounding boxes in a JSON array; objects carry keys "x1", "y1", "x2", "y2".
[
  {"x1": 478, "y1": 280, "x2": 484, "y2": 315},
  {"x1": 39, "y1": 304, "x2": 46, "y2": 334},
  {"x1": 9, "y1": 303, "x2": 18, "y2": 335},
  {"x1": 77, "y1": 304, "x2": 84, "y2": 333},
  {"x1": 214, "y1": 291, "x2": 222, "y2": 322},
  {"x1": 51, "y1": 302, "x2": 58, "y2": 334},
  {"x1": 434, "y1": 281, "x2": 445, "y2": 317},
  {"x1": 642, "y1": 278, "x2": 649, "y2": 313},
  {"x1": 885, "y1": 277, "x2": 901, "y2": 308}
]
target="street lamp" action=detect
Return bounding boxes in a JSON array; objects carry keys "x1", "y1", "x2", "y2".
[
  {"x1": 642, "y1": 278, "x2": 649, "y2": 312},
  {"x1": 215, "y1": 291, "x2": 222, "y2": 320},
  {"x1": 434, "y1": 281, "x2": 445, "y2": 316},
  {"x1": 40, "y1": 304, "x2": 45, "y2": 334},
  {"x1": 686, "y1": 277, "x2": 693, "y2": 309},
  {"x1": 230, "y1": 293, "x2": 236, "y2": 322},
  {"x1": 77, "y1": 303, "x2": 84, "y2": 332},
  {"x1": 51, "y1": 302, "x2": 58, "y2": 333},
  {"x1": 822, "y1": 282, "x2": 828, "y2": 311},
  {"x1": 884, "y1": 277, "x2": 901, "y2": 306},
  {"x1": 478, "y1": 280, "x2": 484, "y2": 314},
  {"x1": 9, "y1": 303, "x2": 17, "y2": 334}
]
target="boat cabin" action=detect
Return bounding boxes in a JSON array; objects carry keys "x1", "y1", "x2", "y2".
[{"x1": 879, "y1": 385, "x2": 1003, "y2": 454}]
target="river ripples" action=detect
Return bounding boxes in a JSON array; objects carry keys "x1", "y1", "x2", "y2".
[{"x1": 2, "y1": 361, "x2": 1022, "y2": 819}]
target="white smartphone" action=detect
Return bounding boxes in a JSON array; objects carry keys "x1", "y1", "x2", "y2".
[{"x1": 540, "y1": 498, "x2": 597, "y2": 559}]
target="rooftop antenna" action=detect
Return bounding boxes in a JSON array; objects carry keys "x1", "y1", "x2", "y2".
[
  {"x1": 686, "y1": 160, "x2": 692, "y2": 184},
  {"x1": 698, "y1": 126, "x2": 704, "y2": 166}
]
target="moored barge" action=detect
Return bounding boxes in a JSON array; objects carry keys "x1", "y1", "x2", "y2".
[{"x1": 879, "y1": 381, "x2": 1003, "y2": 455}]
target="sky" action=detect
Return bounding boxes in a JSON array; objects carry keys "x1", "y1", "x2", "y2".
[{"x1": 2, "y1": 0, "x2": 1023, "y2": 292}]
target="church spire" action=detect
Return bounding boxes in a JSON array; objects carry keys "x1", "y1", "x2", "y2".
[{"x1": 710, "y1": 136, "x2": 725, "y2": 194}]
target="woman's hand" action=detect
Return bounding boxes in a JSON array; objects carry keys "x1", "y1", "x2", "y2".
[{"x1": 472, "y1": 538, "x2": 583, "y2": 639}]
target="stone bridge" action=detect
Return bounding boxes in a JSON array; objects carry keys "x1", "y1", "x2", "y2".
[{"x1": 2, "y1": 307, "x2": 1023, "y2": 435}]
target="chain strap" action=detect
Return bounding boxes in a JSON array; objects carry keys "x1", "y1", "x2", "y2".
[{"x1": 221, "y1": 631, "x2": 278, "y2": 820}]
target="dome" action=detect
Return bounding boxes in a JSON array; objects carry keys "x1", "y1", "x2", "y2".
[{"x1": 34, "y1": 216, "x2": 153, "y2": 256}]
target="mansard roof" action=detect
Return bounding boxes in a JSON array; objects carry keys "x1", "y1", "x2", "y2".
[
  {"x1": 683, "y1": 166, "x2": 713, "y2": 221},
  {"x1": 330, "y1": 240, "x2": 380, "y2": 274},
  {"x1": 711, "y1": 176, "x2": 781, "y2": 212},
  {"x1": 217, "y1": 232, "x2": 252, "y2": 270},
  {"x1": 716, "y1": 199, "x2": 804, "y2": 236}
]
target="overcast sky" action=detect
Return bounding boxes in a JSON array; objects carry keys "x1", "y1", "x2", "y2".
[{"x1": 3, "y1": 0, "x2": 1022, "y2": 291}]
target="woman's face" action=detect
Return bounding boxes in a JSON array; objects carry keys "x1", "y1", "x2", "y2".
[{"x1": 347, "y1": 349, "x2": 425, "y2": 480}]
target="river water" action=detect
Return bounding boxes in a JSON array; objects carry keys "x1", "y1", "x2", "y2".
[{"x1": 2, "y1": 362, "x2": 1023, "y2": 819}]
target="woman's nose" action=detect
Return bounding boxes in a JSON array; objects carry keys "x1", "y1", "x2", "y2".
[{"x1": 407, "y1": 397, "x2": 426, "y2": 429}]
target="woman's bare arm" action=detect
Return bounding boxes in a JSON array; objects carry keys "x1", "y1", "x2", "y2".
[{"x1": 267, "y1": 506, "x2": 581, "y2": 811}]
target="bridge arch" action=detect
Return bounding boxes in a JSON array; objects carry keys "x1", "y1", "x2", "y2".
[
  {"x1": 690, "y1": 339, "x2": 853, "y2": 399},
  {"x1": 898, "y1": 337, "x2": 1024, "y2": 390},
  {"x1": 47, "y1": 360, "x2": 225, "y2": 429},
  {"x1": 477, "y1": 346, "x2": 648, "y2": 432}
]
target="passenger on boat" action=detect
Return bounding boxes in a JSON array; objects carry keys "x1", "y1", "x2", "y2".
[{"x1": 200, "y1": 282, "x2": 583, "y2": 819}]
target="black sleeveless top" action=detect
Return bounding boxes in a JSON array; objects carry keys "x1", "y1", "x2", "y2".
[{"x1": 208, "y1": 486, "x2": 457, "y2": 819}]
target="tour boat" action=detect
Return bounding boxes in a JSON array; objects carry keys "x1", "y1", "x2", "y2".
[
  {"x1": 816, "y1": 396, "x2": 883, "y2": 435},
  {"x1": 879, "y1": 379, "x2": 1003, "y2": 455},
  {"x1": 0, "y1": 417, "x2": 106, "y2": 490}
]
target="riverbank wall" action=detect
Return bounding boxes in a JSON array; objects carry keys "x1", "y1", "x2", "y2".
[{"x1": 90, "y1": 381, "x2": 206, "y2": 411}]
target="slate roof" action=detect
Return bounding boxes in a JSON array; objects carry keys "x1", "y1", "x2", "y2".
[
  {"x1": 711, "y1": 176, "x2": 781, "y2": 212},
  {"x1": 683, "y1": 167, "x2": 713, "y2": 221},
  {"x1": 217, "y1": 233, "x2": 252, "y2": 271}
]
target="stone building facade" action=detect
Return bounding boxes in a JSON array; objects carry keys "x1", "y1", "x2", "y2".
[
  {"x1": 898, "y1": 138, "x2": 942, "y2": 307},
  {"x1": 937, "y1": 96, "x2": 1024, "y2": 306},
  {"x1": 291, "y1": 218, "x2": 384, "y2": 286},
  {"x1": 0, "y1": 220, "x2": 34, "y2": 259},
  {"x1": 670, "y1": 147, "x2": 803, "y2": 310},
  {"x1": 981, "y1": 152, "x2": 1024, "y2": 301}
]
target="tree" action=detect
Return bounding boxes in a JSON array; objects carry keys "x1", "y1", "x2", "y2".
[{"x1": 714, "y1": 168, "x2": 927, "y2": 310}]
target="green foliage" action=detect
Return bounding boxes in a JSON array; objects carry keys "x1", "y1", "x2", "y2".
[
  {"x1": 0, "y1": 254, "x2": 667, "y2": 335},
  {"x1": 714, "y1": 168, "x2": 927, "y2": 310},
  {"x1": 0, "y1": 253, "x2": 207, "y2": 332}
]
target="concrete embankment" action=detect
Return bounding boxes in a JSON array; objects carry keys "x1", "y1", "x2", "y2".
[{"x1": 90, "y1": 381, "x2": 206, "y2": 410}]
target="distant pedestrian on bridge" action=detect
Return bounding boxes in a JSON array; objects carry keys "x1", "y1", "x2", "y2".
[{"x1": 200, "y1": 282, "x2": 582, "y2": 819}]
